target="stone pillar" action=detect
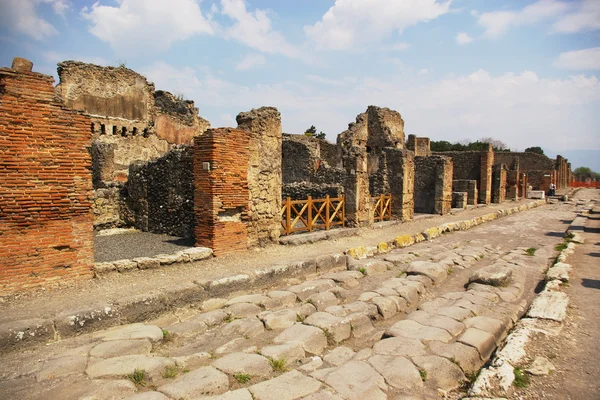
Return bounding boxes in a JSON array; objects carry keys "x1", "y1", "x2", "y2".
[
  {"x1": 519, "y1": 173, "x2": 528, "y2": 198},
  {"x1": 479, "y1": 145, "x2": 494, "y2": 204},
  {"x1": 492, "y1": 164, "x2": 507, "y2": 203},
  {"x1": 435, "y1": 156, "x2": 453, "y2": 215},
  {"x1": 567, "y1": 162, "x2": 572, "y2": 187},
  {"x1": 236, "y1": 107, "x2": 282, "y2": 247},
  {"x1": 343, "y1": 149, "x2": 372, "y2": 227},
  {"x1": 194, "y1": 128, "x2": 250, "y2": 256},
  {"x1": 383, "y1": 147, "x2": 414, "y2": 221},
  {"x1": 91, "y1": 140, "x2": 116, "y2": 188},
  {"x1": 506, "y1": 161, "x2": 519, "y2": 201}
]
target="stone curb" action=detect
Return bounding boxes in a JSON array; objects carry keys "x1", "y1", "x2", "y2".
[
  {"x1": 468, "y1": 200, "x2": 588, "y2": 398},
  {"x1": 0, "y1": 199, "x2": 549, "y2": 355}
]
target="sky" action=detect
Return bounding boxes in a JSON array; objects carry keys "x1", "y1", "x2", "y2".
[{"x1": 1, "y1": 0, "x2": 599, "y2": 169}]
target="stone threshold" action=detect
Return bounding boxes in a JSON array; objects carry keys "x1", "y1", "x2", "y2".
[{"x1": 0, "y1": 198, "x2": 550, "y2": 354}]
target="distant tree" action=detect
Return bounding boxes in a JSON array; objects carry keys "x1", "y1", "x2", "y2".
[
  {"x1": 304, "y1": 125, "x2": 317, "y2": 135},
  {"x1": 524, "y1": 146, "x2": 544, "y2": 155},
  {"x1": 431, "y1": 138, "x2": 511, "y2": 152},
  {"x1": 315, "y1": 131, "x2": 326, "y2": 140},
  {"x1": 478, "y1": 137, "x2": 510, "y2": 152},
  {"x1": 574, "y1": 167, "x2": 600, "y2": 181}
]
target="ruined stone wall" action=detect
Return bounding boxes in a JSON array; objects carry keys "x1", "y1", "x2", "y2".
[
  {"x1": 282, "y1": 182, "x2": 343, "y2": 200},
  {"x1": 492, "y1": 164, "x2": 508, "y2": 203},
  {"x1": 414, "y1": 156, "x2": 453, "y2": 215},
  {"x1": 494, "y1": 152, "x2": 555, "y2": 172},
  {"x1": 383, "y1": 148, "x2": 415, "y2": 221},
  {"x1": 452, "y1": 192, "x2": 468, "y2": 209},
  {"x1": 406, "y1": 135, "x2": 431, "y2": 157},
  {"x1": 452, "y1": 180, "x2": 478, "y2": 206},
  {"x1": 0, "y1": 60, "x2": 94, "y2": 294},
  {"x1": 237, "y1": 107, "x2": 282, "y2": 247},
  {"x1": 125, "y1": 146, "x2": 194, "y2": 237},
  {"x1": 194, "y1": 128, "x2": 249, "y2": 255},
  {"x1": 282, "y1": 134, "x2": 343, "y2": 187}
]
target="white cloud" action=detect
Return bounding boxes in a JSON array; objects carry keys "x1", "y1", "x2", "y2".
[
  {"x1": 82, "y1": 0, "x2": 214, "y2": 55},
  {"x1": 305, "y1": 0, "x2": 451, "y2": 50},
  {"x1": 42, "y1": 50, "x2": 109, "y2": 66},
  {"x1": 141, "y1": 61, "x2": 600, "y2": 151},
  {"x1": 553, "y1": 0, "x2": 600, "y2": 33},
  {"x1": 220, "y1": 0, "x2": 299, "y2": 58},
  {"x1": 383, "y1": 42, "x2": 410, "y2": 51},
  {"x1": 456, "y1": 32, "x2": 473, "y2": 45},
  {"x1": 418, "y1": 68, "x2": 430, "y2": 75},
  {"x1": 554, "y1": 47, "x2": 600, "y2": 70},
  {"x1": 0, "y1": 0, "x2": 69, "y2": 40},
  {"x1": 477, "y1": 0, "x2": 570, "y2": 38},
  {"x1": 236, "y1": 54, "x2": 266, "y2": 70}
]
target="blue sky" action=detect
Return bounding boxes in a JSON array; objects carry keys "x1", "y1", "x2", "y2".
[{"x1": 1, "y1": 0, "x2": 599, "y2": 169}]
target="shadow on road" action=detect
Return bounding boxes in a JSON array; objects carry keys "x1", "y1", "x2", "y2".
[
  {"x1": 545, "y1": 232, "x2": 565, "y2": 238},
  {"x1": 582, "y1": 278, "x2": 600, "y2": 290}
]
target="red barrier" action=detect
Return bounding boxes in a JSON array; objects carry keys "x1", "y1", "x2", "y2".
[{"x1": 571, "y1": 181, "x2": 600, "y2": 188}]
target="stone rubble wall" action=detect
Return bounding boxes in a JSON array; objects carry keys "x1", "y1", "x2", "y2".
[
  {"x1": 414, "y1": 156, "x2": 453, "y2": 215},
  {"x1": 383, "y1": 148, "x2": 415, "y2": 221},
  {"x1": 453, "y1": 180, "x2": 478, "y2": 206},
  {"x1": 237, "y1": 107, "x2": 283, "y2": 247},
  {"x1": 282, "y1": 182, "x2": 343, "y2": 201},
  {"x1": 407, "y1": 134, "x2": 432, "y2": 157},
  {"x1": 0, "y1": 59, "x2": 94, "y2": 295},
  {"x1": 492, "y1": 164, "x2": 508, "y2": 204}
]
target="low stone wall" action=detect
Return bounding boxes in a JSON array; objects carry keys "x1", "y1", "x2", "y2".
[{"x1": 282, "y1": 182, "x2": 343, "y2": 200}]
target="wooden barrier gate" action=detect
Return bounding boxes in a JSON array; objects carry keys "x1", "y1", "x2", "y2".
[
  {"x1": 372, "y1": 194, "x2": 392, "y2": 222},
  {"x1": 281, "y1": 195, "x2": 345, "y2": 235}
]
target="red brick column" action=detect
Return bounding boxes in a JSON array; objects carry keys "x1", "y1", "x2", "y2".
[
  {"x1": 0, "y1": 62, "x2": 94, "y2": 295},
  {"x1": 194, "y1": 128, "x2": 250, "y2": 256}
]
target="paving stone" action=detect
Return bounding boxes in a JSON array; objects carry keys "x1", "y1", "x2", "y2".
[
  {"x1": 195, "y1": 310, "x2": 229, "y2": 327},
  {"x1": 173, "y1": 352, "x2": 212, "y2": 370},
  {"x1": 202, "y1": 298, "x2": 228, "y2": 311},
  {"x1": 358, "y1": 292, "x2": 380, "y2": 302},
  {"x1": 92, "y1": 323, "x2": 163, "y2": 342},
  {"x1": 214, "y1": 338, "x2": 249, "y2": 356},
  {"x1": 226, "y1": 303, "x2": 263, "y2": 318},
  {"x1": 324, "y1": 305, "x2": 348, "y2": 317},
  {"x1": 412, "y1": 355, "x2": 466, "y2": 391},
  {"x1": 226, "y1": 294, "x2": 271, "y2": 306},
  {"x1": 469, "y1": 265, "x2": 513, "y2": 287},
  {"x1": 374, "y1": 287, "x2": 399, "y2": 297},
  {"x1": 324, "y1": 361, "x2": 387, "y2": 400},
  {"x1": 35, "y1": 355, "x2": 87, "y2": 381},
  {"x1": 455, "y1": 301, "x2": 487, "y2": 316},
  {"x1": 546, "y1": 263, "x2": 571, "y2": 282},
  {"x1": 86, "y1": 355, "x2": 175, "y2": 379},
  {"x1": 125, "y1": 392, "x2": 171, "y2": 400},
  {"x1": 467, "y1": 282, "x2": 501, "y2": 294},
  {"x1": 40, "y1": 379, "x2": 137, "y2": 400},
  {"x1": 407, "y1": 311, "x2": 465, "y2": 337},
  {"x1": 158, "y1": 366, "x2": 229, "y2": 398},
  {"x1": 304, "y1": 312, "x2": 351, "y2": 343},
  {"x1": 273, "y1": 324, "x2": 328, "y2": 355},
  {"x1": 307, "y1": 292, "x2": 339, "y2": 311},
  {"x1": 288, "y1": 280, "x2": 337, "y2": 301},
  {"x1": 309, "y1": 366, "x2": 337, "y2": 382},
  {"x1": 301, "y1": 390, "x2": 344, "y2": 400},
  {"x1": 385, "y1": 320, "x2": 453, "y2": 343},
  {"x1": 463, "y1": 316, "x2": 507, "y2": 344},
  {"x1": 387, "y1": 296, "x2": 409, "y2": 313},
  {"x1": 295, "y1": 303, "x2": 318, "y2": 320},
  {"x1": 89, "y1": 338, "x2": 152, "y2": 358},
  {"x1": 368, "y1": 355, "x2": 424, "y2": 390},
  {"x1": 324, "y1": 271, "x2": 363, "y2": 286},
  {"x1": 405, "y1": 275, "x2": 432, "y2": 291},
  {"x1": 407, "y1": 261, "x2": 448, "y2": 284},
  {"x1": 458, "y1": 328, "x2": 497, "y2": 360},
  {"x1": 249, "y1": 370, "x2": 322, "y2": 400},
  {"x1": 354, "y1": 348, "x2": 373, "y2": 361},
  {"x1": 427, "y1": 341, "x2": 484, "y2": 374},
  {"x1": 323, "y1": 346, "x2": 356, "y2": 366},
  {"x1": 259, "y1": 309, "x2": 298, "y2": 330},
  {"x1": 371, "y1": 296, "x2": 397, "y2": 319},
  {"x1": 328, "y1": 287, "x2": 351, "y2": 300},
  {"x1": 349, "y1": 259, "x2": 391, "y2": 275},
  {"x1": 526, "y1": 291, "x2": 569, "y2": 322},
  {"x1": 220, "y1": 318, "x2": 265, "y2": 338},
  {"x1": 165, "y1": 319, "x2": 208, "y2": 337},
  {"x1": 383, "y1": 253, "x2": 416, "y2": 267},
  {"x1": 267, "y1": 291, "x2": 298, "y2": 308},
  {"x1": 298, "y1": 356, "x2": 324, "y2": 373},
  {"x1": 393, "y1": 285, "x2": 420, "y2": 305},
  {"x1": 372, "y1": 337, "x2": 428, "y2": 357},
  {"x1": 345, "y1": 313, "x2": 376, "y2": 338},
  {"x1": 344, "y1": 301, "x2": 379, "y2": 318},
  {"x1": 213, "y1": 352, "x2": 272, "y2": 377},
  {"x1": 526, "y1": 356, "x2": 555, "y2": 376},
  {"x1": 260, "y1": 342, "x2": 305, "y2": 365},
  {"x1": 201, "y1": 388, "x2": 254, "y2": 400},
  {"x1": 434, "y1": 306, "x2": 474, "y2": 322},
  {"x1": 418, "y1": 297, "x2": 454, "y2": 313}
]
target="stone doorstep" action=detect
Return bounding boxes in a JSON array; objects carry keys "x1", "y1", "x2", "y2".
[{"x1": 0, "y1": 199, "x2": 548, "y2": 354}]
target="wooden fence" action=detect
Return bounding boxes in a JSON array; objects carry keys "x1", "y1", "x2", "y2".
[
  {"x1": 372, "y1": 194, "x2": 392, "y2": 222},
  {"x1": 280, "y1": 195, "x2": 345, "y2": 235}
]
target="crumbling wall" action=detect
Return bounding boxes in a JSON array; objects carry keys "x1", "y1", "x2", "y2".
[
  {"x1": 237, "y1": 107, "x2": 282, "y2": 247},
  {"x1": 452, "y1": 192, "x2": 468, "y2": 209},
  {"x1": 407, "y1": 134, "x2": 431, "y2": 157},
  {"x1": 414, "y1": 156, "x2": 453, "y2": 215},
  {"x1": 494, "y1": 152, "x2": 555, "y2": 172},
  {"x1": 453, "y1": 180, "x2": 478, "y2": 205},
  {"x1": 125, "y1": 146, "x2": 194, "y2": 237},
  {"x1": 383, "y1": 148, "x2": 415, "y2": 221},
  {"x1": 194, "y1": 128, "x2": 249, "y2": 255},
  {"x1": 492, "y1": 164, "x2": 508, "y2": 203},
  {"x1": 282, "y1": 182, "x2": 343, "y2": 200},
  {"x1": 0, "y1": 59, "x2": 94, "y2": 294}
]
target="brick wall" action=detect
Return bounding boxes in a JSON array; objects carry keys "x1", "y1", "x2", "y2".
[
  {"x1": 194, "y1": 128, "x2": 250, "y2": 256},
  {"x1": 0, "y1": 65, "x2": 94, "y2": 294}
]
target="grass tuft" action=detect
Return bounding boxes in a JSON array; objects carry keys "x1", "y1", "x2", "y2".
[
  {"x1": 127, "y1": 368, "x2": 147, "y2": 386},
  {"x1": 162, "y1": 365, "x2": 178, "y2": 379},
  {"x1": 525, "y1": 248, "x2": 537, "y2": 256},
  {"x1": 269, "y1": 357, "x2": 287, "y2": 373},
  {"x1": 234, "y1": 373, "x2": 252, "y2": 384},
  {"x1": 555, "y1": 242, "x2": 568, "y2": 252},
  {"x1": 359, "y1": 267, "x2": 367, "y2": 275},
  {"x1": 323, "y1": 328, "x2": 336, "y2": 346},
  {"x1": 513, "y1": 367, "x2": 530, "y2": 388},
  {"x1": 419, "y1": 369, "x2": 428, "y2": 381},
  {"x1": 162, "y1": 329, "x2": 172, "y2": 342}
]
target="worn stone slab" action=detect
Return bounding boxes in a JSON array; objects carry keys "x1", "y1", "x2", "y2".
[
  {"x1": 372, "y1": 337, "x2": 428, "y2": 357},
  {"x1": 371, "y1": 296, "x2": 397, "y2": 319},
  {"x1": 89, "y1": 338, "x2": 153, "y2": 358},
  {"x1": 387, "y1": 296, "x2": 409, "y2": 314},
  {"x1": 412, "y1": 355, "x2": 466, "y2": 391},
  {"x1": 299, "y1": 356, "x2": 324, "y2": 373},
  {"x1": 323, "y1": 346, "x2": 356, "y2": 366},
  {"x1": 307, "y1": 292, "x2": 339, "y2": 312},
  {"x1": 202, "y1": 298, "x2": 228, "y2": 311},
  {"x1": 385, "y1": 320, "x2": 453, "y2": 343},
  {"x1": 180, "y1": 247, "x2": 213, "y2": 261},
  {"x1": 526, "y1": 356, "x2": 555, "y2": 376},
  {"x1": 201, "y1": 389, "x2": 253, "y2": 400},
  {"x1": 226, "y1": 303, "x2": 262, "y2": 318},
  {"x1": 39, "y1": 379, "x2": 137, "y2": 400},
  {"x1": 323, "y1": 271, "x2": 363, "y2": 286},
  {"x1": 546, "y1": 263, "x2": 571, "y2": 282},
  {"x1": 173, "y1": 352, "x2": 212, "y2": 370},
  {"x1": 407, "y1": 261, "x2": 448, "y2": 284},
  {"x1": 458, "y1": 328, "x2": 496, "y2": 360},
  {"x1": 358, "y1": 292, "x2": 380, "y2": 302},
  {"x1": 226, "y1": 294, "x2": 271, "y2": 307},
  {"x1": 249, "y1": 370, "x2": 322, "y2": 400},
  {"x1": 220, "y1": 318, "x2": 265, "y2": 338},
  {"x1": 259, "y1": 309, "x2": 298, "y2": 330},
  {"x1": 125, "y1": 392, "x2": 171, "y2": 400},
  {"x1": 469, "y1": 265, "x2": 513, "y2": 287},
  {"x1": 304, "y1": 312, "x2": 351, "y2": 343},
  {"x1": 405, "y1": 276, "x2": 431, "y2": 291},
  {"x1": 434, "y1": 306, "x2": 474, "y2": 322},
  {"x1": 392, "y1": 285, "x2": 420, "y2": 305},
  {"x1": 260, "y1": 342, "x2": 305, "y2": 364},
  {"x1": 267, "y1": 291, "x2": 298, "y2": 307},
  {"x1": 195, "y1": 310, "x2": 228, "y2": 327},
  {"x1": 418, "y1": 297, "x2": 454, "y2": 313},
  {"x1": 158, "y1": 366, "x2": 229, "y2": 398},
  {"x1": 349, "y1": 259, "x2": 391, "y2": 275},
  {"x1": 315, "y1": 253, "x2": 347, "y2": 273},
  {"x1": 368, "y1": 354, "x2": 423, "y2": 390},
  {"x1": 324, "y1": 361, "x2": 387, "y2": 400},
  {"x1": 345, "y1": 313, "x2": 376, "y2": 338},
  {"x1": 92, "y1": 323, "x2": 163, "y2": 342},
  {"x1": 288, "y1": 280, "x2": 336, "y2": 301},
  {"x1": 301, "y1": 390, "x2": 344, "y2": 400},
  {"x1": 383, "y1": 253, "x2": 416, "y2": 267},
  {"x1": 273, "y1": 324, "x2": 328, "y2": 355},
  {"x1": 324, "y1": 305, "x2": 348, "y2": 317},
  {"x1": 344, "y1": 301, "x2": 379, "y2": 318},
  {"x1": 213, "y1": 352, "x2": 272, "y2": 377},
  {"x1": 463, "y1": 316, "x2": 507, "y2": 344},
  {"x1": 526, "y1": 291, "x2": 569, "y2": 322},
  {"x1": 407, "y1": 311, "x2": 465, "y2": 337},
  {"x1": 36, "y1": 355, "x2": 87, "y2": 381},
  {"x1": 86, "y1": 355, "x2": 175, "y2": 379},
  {"x1": 427, "y1": 341, "x2": 483, "y2": 374}
]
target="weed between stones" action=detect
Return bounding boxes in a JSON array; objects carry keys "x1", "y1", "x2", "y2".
[
  {"x1": 162, "y1": 365, "x2": 178, "y2": 379},
  {"x1": 513, "y1": 367, "x2": 530, "y2": 388},
  {"x1": 269, "y1": 357, "x2": 287, "y2": 373},
  {"x1": 234, "y1": 373, "x2": 252, "y2": 384},
  {"x1": 162, "y1": 329, "x2": 172, "y2": 342},
  {"x1": 359, "y1": 267, "x2": 367, "y2": 275},
  {"x1": 127, "y1": 368, "x2": 147, "y2": 386},
  {"x1": 419, "y1": 369, "x2": 428, "y2": 382},
  {"x1": 525, "y1": 248, "x2": 537, "y2": 256}
]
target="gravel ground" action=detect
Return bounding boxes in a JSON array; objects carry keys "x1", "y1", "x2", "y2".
[{"x1": 94, "y1": 232, "x2": 195, "y2": 263}]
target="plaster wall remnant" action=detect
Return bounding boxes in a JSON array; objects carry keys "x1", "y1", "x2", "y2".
[
  {"x1": 237, "y1": 107, "x2": 283, "y2": 247},
  {"x1": 0, "y1": 58, "x2": 94, "y2": 295},
  {"x1": 414, "y1": 156, "x2": 453, "y2": 215}
]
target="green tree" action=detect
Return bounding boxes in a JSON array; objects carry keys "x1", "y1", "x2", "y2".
[
  {"x1": 304, "y1": 125, "x2": 317, "y2": 135},
  {"x1": 524, "y1": 146, "x2": 544, "y2": 155},
  {"x1": 315, "y1": 131, "x2": 326, "y2": 140}
]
